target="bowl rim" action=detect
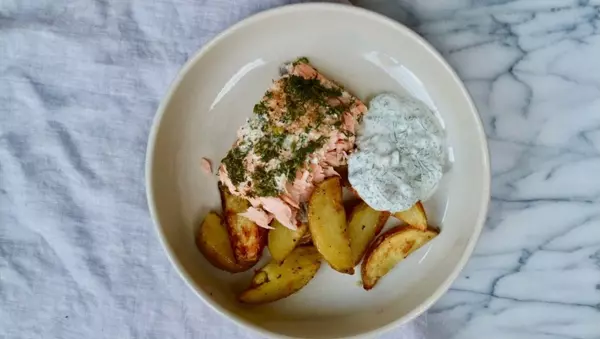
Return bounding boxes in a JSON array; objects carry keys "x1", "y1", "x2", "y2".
[{"x1": 145, "y1": 3, "x2": 491, "y2": 338}]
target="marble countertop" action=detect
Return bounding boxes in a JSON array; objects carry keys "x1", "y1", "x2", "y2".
[{"x1": 355, "y1": 0, "x2": 600, "y2": 337}]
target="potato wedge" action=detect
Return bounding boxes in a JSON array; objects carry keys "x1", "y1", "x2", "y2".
[
  {"x1": 238, "y1": 246, "x2": 321, "y2": 304},
  {"x1": 219, "y1": 184, "x2": 267, "y2": 266},
  {"x1": 392, "y1": 201, "x2": 427, "y2": 231},
  {"x1": 195, "y1": 212, "x2": 251, "y2": 273},
  {"x1": 362, "y1": 226, "x2": 438, "y2": 290},
  {"x1": 308, "y1": 177, "x2": 354, "y2": 274},
  {"x1": 268, "y1": 221, "x2": 308, "y2": 262},
  {"x1": 348, "y1": 202, "x2": 390, "y2": 265}
]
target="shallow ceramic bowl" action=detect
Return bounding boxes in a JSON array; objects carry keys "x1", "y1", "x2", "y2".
[{"x1": 146, "y1": 3, "x2": 490, "y2": 339}]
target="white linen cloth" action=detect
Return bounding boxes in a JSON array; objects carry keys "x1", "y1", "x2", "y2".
[{"x1": 0, "y1": 0, "x2": 427, "y2": 338}]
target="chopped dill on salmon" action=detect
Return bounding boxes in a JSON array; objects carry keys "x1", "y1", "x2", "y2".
[{"x1": 218, "y1": 57, "x2": 367, "y2": 230}]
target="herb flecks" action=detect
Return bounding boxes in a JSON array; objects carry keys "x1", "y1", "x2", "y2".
[
  {"x1": 357, "y1": 113, "x2": 364, "y2": 124},
  {"x1": 285, "y1": 75, "x2": 342, "y2": 104},
  {"x1": 282, "y1": 100, "x2": 305, "y2": 123},
  {"x1": 226, "y1": 58, "x2": 350, "y2": 196},
  {"x1": 278, "y1": 136, "x2": 327, "y2": 180},
  {"x1": 252, "y1": 166, "x2": 280, "y2": 197},
  {"x1": 222, "y1": 147, "x2": 247, "y2": 186},
  {"x1": 327, "y1": 104, "x2": 346, "y2": 116},
  {"x1": 254, "y1": 134, "x2": 285, "y2": 162},
  {"x1": 253, "y1": 101, "x2": 268, "y2": 115},
  {"x1": 292, "y1": 57, "x2": 310, "y2": 66},
  {"x1": 282, "y1": 75, "x2": 344, "y2": 130},
  {"x1": 314, "y1": 113, "x2": 325, "y2": 128}
]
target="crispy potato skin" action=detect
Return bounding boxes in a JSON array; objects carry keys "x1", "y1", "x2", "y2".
[
  {"x1": 268, "y1": 221, "x2": 308, "y2": 262},
  {"x1": 238, "y1": 246, "x2": 321, "y2": 304},
  {"x1": 361, "y1": 226, "x2": 438, "y2": 290},
  {"x1": 347, "y1": 202, "x2": 390, "y2": 265},
  {"x1": 308, "y1": 177, "x2": 354, "y2": 274},
  {"x1": 219, "y1": 184, "x2": 266, "y2": 266},
  {"x1": 195, "y1": 212, "x2": 252, "y2": 273},
  {"x1": 392, "y1": 201, "x2": 428, "y2": 231}
]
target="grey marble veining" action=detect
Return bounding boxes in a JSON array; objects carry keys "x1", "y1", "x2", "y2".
[{"x1": 356, "y1": 0, "x2": 600, "y2": 338}]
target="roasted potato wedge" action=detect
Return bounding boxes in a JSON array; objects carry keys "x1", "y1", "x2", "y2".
[
  {"x1": 308, "y1": 177, "x2": 354, "y2": 274},
  {"x1": 219, "y1": 184, "x2": 267, "y2": 266},
  {"x1": 348, "y1": 202, "x2": 390, "y2": 265},
  {"x1": 195, "y1": 212, "x2": 251, "y2": 273},
  {"x1": 362, "y1": 226, "x2": 438, "y2": 290},
  {"x1": 268, "y1": 220, "x2": 308, "y2": 262},
  {"x1": 238, "y1": 246, "x2": 321, "y2": 304},
  {"x1": 392, "y1": 201, "x2": 427, "y2": 231}
]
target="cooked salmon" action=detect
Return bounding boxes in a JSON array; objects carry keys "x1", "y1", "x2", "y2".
[
  {"x1": 219, "y1": 58, "x2": 367, "y2": 230},
  {"x1": 201, "y1": 157, "x2": 213, "y2": 175}
]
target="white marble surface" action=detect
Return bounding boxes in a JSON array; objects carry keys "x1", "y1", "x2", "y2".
[{"x1": 355, "y1": 0, "x2": 600, "y2": 338}]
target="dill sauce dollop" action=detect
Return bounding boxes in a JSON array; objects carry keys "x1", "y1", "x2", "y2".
[{"x1": 348, "y1": 93, "x2": 446, "y2": 212}]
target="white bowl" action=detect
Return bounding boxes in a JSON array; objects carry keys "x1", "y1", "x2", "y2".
[{"x1": 146, "y1": 3, "x2": 490, "y2": 339}]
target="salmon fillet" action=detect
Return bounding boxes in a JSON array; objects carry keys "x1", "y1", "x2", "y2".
[{"x1": 219, "y1": 58, "x2": 367, "y2": 230}]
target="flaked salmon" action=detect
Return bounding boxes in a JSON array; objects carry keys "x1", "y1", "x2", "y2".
[
  {"x1": 201, "y1": 157, "x2": 213, "y2": 175},
  {"x1": 219, "y1": 58, "x2": 367, "y2": 230}
]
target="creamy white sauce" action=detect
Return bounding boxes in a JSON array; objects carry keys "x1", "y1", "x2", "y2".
[
  {"x1": 238, "y1": 115, "x2": 266, "y2": 152},
  {"x1": 348, "y1": 93, "x2": 445, "y2": 212}
]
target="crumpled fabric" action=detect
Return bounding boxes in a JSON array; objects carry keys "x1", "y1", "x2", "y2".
[{"x1": 0, "y1": 0, "x2": 427, "y2": 338}]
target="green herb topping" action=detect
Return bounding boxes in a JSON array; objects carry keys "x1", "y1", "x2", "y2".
[
  {"x1": 252, "y1": 166, "x2": 280, "y2": 197},
  {"x1": 253, "y1": 101, "x2": 268, "y2": 115},
  {"x1": 292, "y1": 57, "x2": 310, "y2": 66},
  {"x1": 281, "y1": 100, "x2": 305, "y2": 123},
  {"x1": 278, "y1": 136, "x2": 327, "y2": 180},
  {"x1": 285, "y1": 75, "x2": 343, "y2": 104},
  {"x1": 254, "y1": 134, "x2": 285, "y2": 162},
  {"x1": 225, "y1": 57, "x2": 353, "y2": 195},
  {"x1": 222, "y1": 147, "x2": 247, "y2": 186}
]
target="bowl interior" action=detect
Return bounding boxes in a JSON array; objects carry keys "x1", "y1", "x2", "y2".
[{"x1": 147, "y1": 4, "x2": 489, "y2": 339}]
